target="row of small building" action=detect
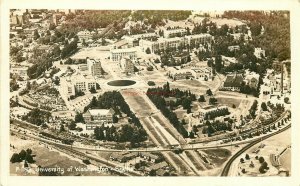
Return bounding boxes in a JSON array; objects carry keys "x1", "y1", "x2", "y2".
[{"x1": 109, "y1": 151, "x2": 170, "y2": 175}]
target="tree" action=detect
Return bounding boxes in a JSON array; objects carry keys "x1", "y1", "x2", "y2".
[
  {"x1": 68, "y1": 121, "x2": 77, "y2": 130},
  {"x1": 90, "y1": 86, "x2": 97, "y2": 94},
  {"x1": 240, "y1": 158, "x2": 244, "y2": 163},
  {"x1": 54, "y1": 78, "x2": 60, "y2": 85},
  {"x1": 261, "y1": 102, "x2": 268, "y2": 111},
  {"x1": 258, "y1": 156, "x2": 265, "y2": 163},
  {"x1": 206, "y1": 89, "x2": 213, "y2": 96},
  {"x1": 18, "y1": 150, "x2": 27, "y2": 160},
  {"x1": 145, "y1": 47, "x2": 151, "y2": 54},
  {"x1": 113, "y1": 115, "x2": 118, "y2": 123},
  {"x1": 198, "y1": 95, "x2": 206, "y2": 102},
  {"x1": 209, "y1": 97, "x2": 217, "y2": 105},
  {"x1": 75, "y1": 113, "x2": 84, "y2": 123},
  {"x1": 147, "y1": 66, "x2": 154, "y2": 71},
  {"x1": 149, "y1": 169, "x2": 156, "y2": 176},
  {"x1": 154, "y1": 58, "x2": 160, "y2": 63},
  {"x1": 25, "y1": 153, "x2": 34, "y2": 163},
  {"x1": 147, "y1": 81, "x2": 155, "y2": 86},
  {"x1": 245, "y1": 154, "x2": 250, "y2": 160},
  {"x1": 65, "y1": 58, "x2": 73, "y2": 64},
  {"x1": 96, "y1": 83, "x2": 101, "y2": 89},
  {"x1": 215, "y1": 55, "x2": 223, "y2": 72},
  {"x1": 33, "y1": 30, "x2": 40, "y2": 40},
  {"x1": 232, "y1": 104, "x2": 236, "y2": 108},
  {"x1": 10, "y1": 153, "x2": 21, "y2": 163},
  {"x1": 59, "y1": 124, "x2": 65, "y2": 132},
  {"x1": 284, "y1": 97, "x2": 289, "y2": 104}
]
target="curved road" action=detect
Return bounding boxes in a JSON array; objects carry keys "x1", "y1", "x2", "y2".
[{"x1": 221, "y1": 123, "x2": 291, "y2": 176}]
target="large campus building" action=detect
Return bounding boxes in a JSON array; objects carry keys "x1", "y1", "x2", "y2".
[
  {"x1": 198, "y1": 105, "x2": 229, "y2": 122},
  {"x1": 83, "y1": 108, "x2": 115, "y2": 129},
  {"x1": 139, "y1": 33, "x2": 213, "y2": 54},
  {"x1": 61, "y1": 75, "x2": 97, "y2": 96},
  {"x1": 110, "y1": 47, "x2": 138, "y2": 62},
  {"x1": 87, "y1": 58, "x2": 103, "y2": 76},
  {"x1": 221, "y1": 73, "x2": 244, "y2": 91},
  {"x1": 163, "y1": 28, "x2": 187, "y2": 38},
  {"x1": 122, "y1": 32, "x2": 157, "y2": 47}
]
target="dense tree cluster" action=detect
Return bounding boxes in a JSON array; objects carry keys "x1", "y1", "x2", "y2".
[
  {"x1": 249, "y1": 100, "x2": 258, "y2": 118},
  {"x1": 10, "y1": 149, "x2": 34, "y2": 164},
  {"x1": 21, "y1": 108, "x2": 51, "y2": 126},
  {"x1": 202, "y1": 120, "x2": 232, "y2": 136},
  {"x1": 223, "y1": 11, "x2": 290, "y2": 61},
  {"x1": 61, "y1": 10, "x2": 131, "y2": 32},
  {"x1": 147, "y1": 83, "x2": 197, "y2": 137},
  {"x1": 131, "y1": 10, "x2": 191, "y2": 28},
  {"x1": 203, "y1": 107, "x2": 230, "y2": 120},
  {"x1": 94, "y1": 124, "x2": 147, "y2": 145}
]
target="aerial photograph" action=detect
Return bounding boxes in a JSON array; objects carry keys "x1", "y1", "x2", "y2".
[{"x1": 9, "y1": 9, "x2": 291, "y2": 176}]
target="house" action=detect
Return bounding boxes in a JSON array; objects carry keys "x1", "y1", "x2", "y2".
[
  {"x1": 221, "y1": 73, "x2": 244, "y2": 91},
  {"x1": 140, "y1": 152, "x2": 161, "y2": 163},
  {"x1": 83, "y1": 108, "x2": 115, "y2": 128}
]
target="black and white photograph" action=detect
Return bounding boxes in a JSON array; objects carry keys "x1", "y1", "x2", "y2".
[
  {"x1": 7, "y1": 8, "x2": 292, "y2": 177},
  {"x1": 1, "y1": 0, "x2": 300, "y2": 186}
]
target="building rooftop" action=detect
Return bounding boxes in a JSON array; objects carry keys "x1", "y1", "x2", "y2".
[
  {"x1": 224, "y1": 73, "x2": 244, "y2": 87},
  {"x1": 86, "y1": 109, "x2": 114, "y2": 116}
]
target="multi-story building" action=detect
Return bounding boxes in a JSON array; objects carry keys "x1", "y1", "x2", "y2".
[
  {"x1": 61, "y1": 75, "x2": 97, "y2": 95},
  {"x1": 83, "y1": 108, "x2": 115, "y2": 129},
  {"x1": 139, "y1": 37, "x2": 185, "y2": 54},
  {"x1": 120, "y1": 57, "x2": 135, "y2": 74},
  {"x1": 199, "y1": 105, "x2": 229, "y2": 121},
  {"x1": 185, "y1": 33, "x2": 213, "y2": 46},
  {"x1": 164, "y1": 28, "x2": 187, "y2": 38},
  {"x1": 168, "y1": 69, "x2": 194, "y2": 80},
  {"x1": 87, "y1": 58, "x2": 102, "y2": 76},
  {"x1": 191, "y1": 67, "x2": 213, "y2": 81},
  {"x1": 221, "y1": 73, "x2": 244, "y2": 91},
  {"x1": 122, "y1": 32, "x2": 157, "y2": 47},
  {"x1": 139, "y1": 34, "x2": 212, "y2": 54},
  {"x1": 110, "y1": 47, "x2": 137, "y2": 62}
]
